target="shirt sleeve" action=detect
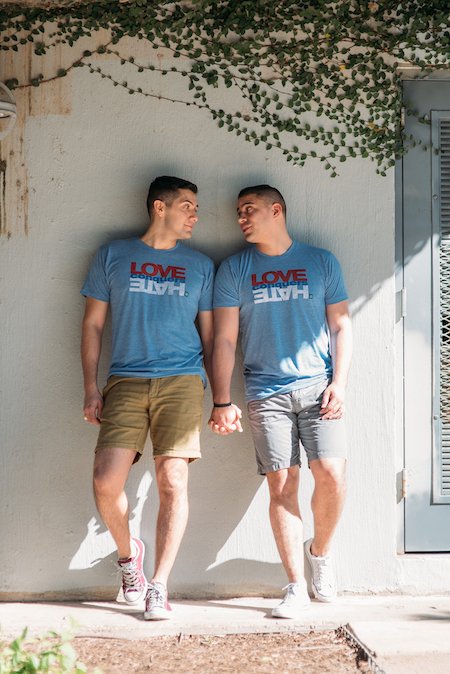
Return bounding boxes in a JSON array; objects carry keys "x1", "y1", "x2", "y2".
[
  {"x1": 324, "y1": 252, "x2": 348, "y2": 305},
  {"x1": 213, "y1": 258, "x2": 240, "y2": 308},
  {"x1": 80, "y1": 245, "x2": 110, "y2": 302},
  {"x1": 198, "y1": 259, "x2": 215, "y2": 312}
]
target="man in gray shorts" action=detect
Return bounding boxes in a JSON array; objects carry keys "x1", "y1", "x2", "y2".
[{"x1": 209, "y1": 185, "x2": 352, "y2": 618}]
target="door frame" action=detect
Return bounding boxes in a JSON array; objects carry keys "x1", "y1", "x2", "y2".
[{"x1": 396, "y1": 72, "x2": 450, "y2": 554}]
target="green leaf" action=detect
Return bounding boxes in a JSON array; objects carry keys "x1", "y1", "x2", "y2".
[{"x1": 0, "y1": 0, "x2": 428, "y2": 177}]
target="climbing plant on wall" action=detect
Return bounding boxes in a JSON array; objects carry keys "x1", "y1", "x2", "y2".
[{"x1": 1, "y1": 0, "x2": 450, "y2": 175}]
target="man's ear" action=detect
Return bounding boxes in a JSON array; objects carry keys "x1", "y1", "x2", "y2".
[
  {"x1": 153, "y1": 199, "x2": 166, "y2": 219},
  {"x1": 272, "y1": 202, "x2": 283, "y2": 219}
]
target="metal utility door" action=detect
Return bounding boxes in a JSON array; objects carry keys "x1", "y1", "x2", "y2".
[{"x1": 403, "y1": 79, "x2": 450, "y2": 551}]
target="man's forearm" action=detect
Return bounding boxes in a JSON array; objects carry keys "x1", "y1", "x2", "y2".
[
  {"x1": 81, "y1": 322, "x2": 103, "y2": 393},
  {"x1": 81, "y1": 298, "x2": 108, "y2": 424},
  {"x1": 330, "y1": 319, "x2": 352, "y2": 387},
  {"x1": 202, "y1": 339, "x2": 214, "y2": 396},
  {"x1": 212, "y1": 336, "x2": 236, "y2": 403}
]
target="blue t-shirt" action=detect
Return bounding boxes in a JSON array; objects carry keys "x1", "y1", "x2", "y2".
[
  {"x1": 213, "y1": 240, "x2": 348, "y2": 401},
  {"x1": 81, "y1": 237, "x2": 215, "y2": 386}
]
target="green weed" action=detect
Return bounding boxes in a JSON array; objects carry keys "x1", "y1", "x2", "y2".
[{"x1": 0, "y1": 624, "x2": 101, "y2": 674}]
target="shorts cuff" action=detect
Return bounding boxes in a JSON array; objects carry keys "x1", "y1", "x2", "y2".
[
  {"x1": 307, "y1": 453, "x2": 347, "y2": 464},
  {"x1": 95, "y1": 443, "x2": 143, "y2": 453},
  {"x1": 153, "y1": 448, "x2": 202, "y2": 461},
  {"x1": 257, "y1": 458, "x2": 300, "y2": 476}
]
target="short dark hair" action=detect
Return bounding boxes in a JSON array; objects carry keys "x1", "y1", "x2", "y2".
[
  {"x1": 147, "y1": 176, "x2": 198, "y2": 217},
  {"x1": 238, "y1": 184, "x2": 286, "y2": 216}
]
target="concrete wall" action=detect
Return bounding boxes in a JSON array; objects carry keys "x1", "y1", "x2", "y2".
[{"x1": 1, "y1": 36, "x2": 449, "y2": 600}]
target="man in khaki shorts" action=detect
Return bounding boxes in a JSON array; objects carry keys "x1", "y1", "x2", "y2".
[
  {"x1": 209, "y1": 185, "x2": 352, "y2": 618},
  {"x1": 81, "y1": 176, "x2": 214, "y2": 620}
]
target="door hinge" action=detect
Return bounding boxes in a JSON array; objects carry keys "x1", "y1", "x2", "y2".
[
  {"x1": 401, "y1": 287, "x2": 406, "y2": 317},
  {"x1": 402, "y1": 468, "x2": 407, "y2": 499}
]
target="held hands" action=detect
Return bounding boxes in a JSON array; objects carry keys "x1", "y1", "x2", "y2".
[
  {"x1": 320, "y1": 381, "x2": 345, "y2": 420},
  {"x1": 83, "y1": 389, "x2": 103, "y2": 425},
  {"x1": 208, "y1": 404, "x2": 243, "y2": 435}
]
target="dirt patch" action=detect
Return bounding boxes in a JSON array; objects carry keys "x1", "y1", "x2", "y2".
[{"x1": 73, "y1": 630, "x2": 372, "y2": 673}]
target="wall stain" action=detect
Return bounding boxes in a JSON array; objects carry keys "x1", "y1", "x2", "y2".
[
  {"x1": 0, "y1": 158, "x2": 6, "y2": 236},
  {"x1": 0, "y1": 34, "x2": 80, "y2": 237}
]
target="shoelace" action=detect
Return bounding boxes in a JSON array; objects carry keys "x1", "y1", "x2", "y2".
[
  {"x1": 312, "y1": 557, "x2": 334, "y2": 589},
  {"x1": 121, "y1": 560, "x2": 143, "y2": 588},
  {"x1": 281, "y1": 583, "x2": 303, "y2": 602},
  {"x1": 147, "y1": 585, "x2": 166, "y2": 607}
]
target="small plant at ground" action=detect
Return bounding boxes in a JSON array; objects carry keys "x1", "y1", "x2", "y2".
[{"x1": 0, "y1": 624, "x2": 101, "y2": 674}]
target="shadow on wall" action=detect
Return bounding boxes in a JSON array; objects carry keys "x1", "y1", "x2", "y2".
[
  {"x1": 69, "y1": 462, "x2": 284, "y2": 596},
  {"x1": 67, "y1": 404, "x2": 287, "y2": 595},
  {"x1": 69, "y1": 471, "x2": 153, "y2": 572}
]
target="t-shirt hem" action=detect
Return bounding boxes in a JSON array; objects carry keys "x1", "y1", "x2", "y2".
[
  {"x1": 244, "y1": 373, "x2": 330, "y2": 403},
  {"x1": 106, "y1": 368, "x2": 207, "y2": 387},
  {"x1": 213, "y1": 301, "x2": 240, "y2": 309},
  {"x1": 80, "y1": 289, "x2": 109, "y2": 302},
  {"x1": 325, "y1": 293, "x2": 349, "y2": 305}
]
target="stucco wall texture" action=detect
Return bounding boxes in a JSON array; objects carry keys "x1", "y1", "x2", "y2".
[{"x1": 1, "y1": 41, "x2": 448, "y2": 600}]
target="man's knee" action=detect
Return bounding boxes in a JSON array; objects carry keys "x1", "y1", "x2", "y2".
[
  {"x1": 311, "y1": 458, "x2": 346, "y2": 494},
  {"x1": 267, "y1": 467, "x2": 299, "y2": 504},
  {"x1": 155, "y1": 457, "x2": 189, "y2": 501},
  {"x1": 93, "y1": 447, "x2": 134, "y2": 498},
  {"x1": 93, "y1": 466, "x2": 115, "y2": 499}
]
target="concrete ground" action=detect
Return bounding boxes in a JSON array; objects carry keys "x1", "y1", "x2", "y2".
[{"x1": 1, "y1": 595, "x2": 450, "y2": 674}]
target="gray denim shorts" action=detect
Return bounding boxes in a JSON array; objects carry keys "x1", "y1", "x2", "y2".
[{"x1": 247, "y1": 378, "x2": 347, "y2": 475}]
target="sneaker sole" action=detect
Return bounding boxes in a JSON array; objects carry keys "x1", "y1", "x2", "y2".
[
  {"x1": 123, "y1": 581, "x2": 148, "y2": 605},
  {"x1": 144, "y1": 609, "x2": 172, "y2": 621},
  {"x1": 272, "y1": 604, "x2": 310, "y2": 619},
  {"x1": 311, "y1": 585, "x2": 337, "y2": 603}
]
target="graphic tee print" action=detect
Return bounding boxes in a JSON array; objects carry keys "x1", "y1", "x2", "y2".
[
  {"x1": 81, "y1": 237, "x2": 214, "y2": 385},
  {"x1": 213, "y1": 240, "x2": 348, "y2": 401}
]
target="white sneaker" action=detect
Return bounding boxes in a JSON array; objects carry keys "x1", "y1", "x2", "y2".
[
  {"x1": 144, "y1": 581, "x2": 172, "y2": 620},
  {"x1": 272, "y1": 583, "x2": 311, "y2": 619},
  {"x1": 304, "y1": 538, "x2": 337, "y2": 602}
]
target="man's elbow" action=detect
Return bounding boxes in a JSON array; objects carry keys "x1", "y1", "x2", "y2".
[
  {"x1": 213, "y1": 334, "x2": 237, "y2": 352},
  {"x1": 82, "y1": 320, "x2": 104, "y2": 338}
]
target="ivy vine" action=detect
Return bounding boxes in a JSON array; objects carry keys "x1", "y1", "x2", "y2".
[{"x1": 1, "y1": 0, "x2": 450, "y2": 175}]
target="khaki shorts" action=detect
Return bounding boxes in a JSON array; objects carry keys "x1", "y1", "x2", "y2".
[{"x1": 96, "y1": 375, "x2": 204, "y2": 463}]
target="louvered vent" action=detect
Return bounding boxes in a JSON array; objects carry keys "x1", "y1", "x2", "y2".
[
  {"x1": 442, "y1": 428, "x2": 450, "y2": 493},
  {"x1": 439, "y1": 119, "x2": 450, "y2": 495},
  {"x1": 441, "y1": 121, "x2": 450, "y2": 239}
]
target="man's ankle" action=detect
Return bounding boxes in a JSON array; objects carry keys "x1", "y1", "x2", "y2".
[
  {"x1": 310, "y1": 541, "x2": 331, "y2": 558},
  {"x1": 118, "y1": 538, "x2": 133, "y2": 561},
  {"x1": 287, "y1": 578, "x2": 308, "y2": 589}
]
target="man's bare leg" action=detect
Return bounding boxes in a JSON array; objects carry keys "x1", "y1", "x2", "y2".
[
  {"x1": 266, "y1": 465, "x2": 305, "y2": 584},
  {"x1": 152, "y1": 456, "x2": 189, "y2": 587},
  {"x1": 309, "y1": 458, "x2": 346, "y2": 557},
  {"x1": 93, "y1": 447, "x2": 137, "y2": 559}
]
